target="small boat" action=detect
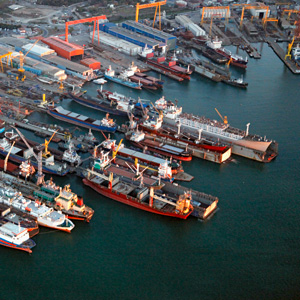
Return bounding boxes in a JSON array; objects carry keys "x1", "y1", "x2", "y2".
[
  {"x1": 93, "y1": 78, "x2": 107, "y2": 85},
  {"x1": 47, "y1": 106, "x2": 118, "y2": 133},
  {"x1": 222, "y1": 76, "x2": 248, "y2": 89},
  {"x1": 62, "y1": 142, "x2": 82, "y2": 166}
]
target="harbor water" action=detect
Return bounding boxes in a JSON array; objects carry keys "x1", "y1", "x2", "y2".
[{"x1": 2, "y1": 44, "x2": 300, "y2": 300}]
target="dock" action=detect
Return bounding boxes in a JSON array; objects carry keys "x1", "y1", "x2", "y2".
[
  {"x1": 0, "y1": 115, "x2": 95, "y2": 151},
  {"x1": 266, "y1": 38, "x2": 300, "y2": 74}
]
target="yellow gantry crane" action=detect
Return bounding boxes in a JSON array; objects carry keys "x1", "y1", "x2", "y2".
[
  {"x1": 43, "y1": 129, "x2": 59, "y2": 158},
  {"x1": 283, "y1": 9, "x2": 299, "y2": 20},
  {"x1": 136, "y1": 0, "x2": 166, "y2": 30},
  {"x1": 233, "y1": 3, "x2": 269, "y2": 28},
  {"x1": 215, "y1": 108, "x2": 228, "y2": 125}
]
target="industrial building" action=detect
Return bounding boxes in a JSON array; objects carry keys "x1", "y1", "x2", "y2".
[
  {"x1": 42, "y1": 55, "x2": 94, "y2": 80},
  {"x1": 175, "y1": 15, "x2": 206, "y2": 36},
  {"x1": 22, "y1": 43, "x2": 56, "y2": 57},
  {"x1": 80, "y1": 58, "x2": 101, "y2": 70},
  {"x1": 121, "y1": 20, "x2": 177, "y2": 51},
  {"x1": 89, "y1": 31, "x2": 142, "y2": 56},
  {"x1": 99, "y1": 23, "x2": 166, "y2": 52},
  {"x1": 200, "y1": 7, "x2": 231, "y2": 20},
  {"x1": 42, "y1": 37, "x2": 84, "y2": 60},
  {"x1": 249, "y1": 3, "x2": 270, "y2": 19}
]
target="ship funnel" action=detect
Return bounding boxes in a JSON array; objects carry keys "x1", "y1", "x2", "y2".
[{"x1": 246, "y1": 123, "x2": 250, "y2": 136}]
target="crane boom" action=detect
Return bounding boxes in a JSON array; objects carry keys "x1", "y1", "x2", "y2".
[
  {"x1": 113, "y1": 139, "x2": 123, "y2": 158},
  {"x1": 44, "y1": 129, "x2": 59, "y2": 157},
  {"x1": 4, "y1": 141, "x2": 15, "y2": 172}
]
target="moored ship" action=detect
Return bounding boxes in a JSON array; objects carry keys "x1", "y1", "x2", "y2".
[
  {"x1": 0, "y1": 185, "x2": 75, "y2": 233},
  {"x1": 68, "y1": 90, "x2": 130, "y2": 117},
  {"x1": 139, "y1": 47, "x2": 192, "y2": 80},
  {"x1": 104, "y1": 65, "x2": 142, "y2": 90},
  {"x1": 0, "y1": 221, "x2": 36, "y2": 253},
  {"x1": 82, "y1": 169, "x2": 193, "y2": 219},
  {"x1": 126, "y1": 130, "x2": 193, "y2": 161},
  {"x1": 33, "y1": 179, "x2": 94, "y2": 222},
  {"x1": 206, "y1": 37, "x2": 248, "y2": 69},
  {"x1": 47, "y1": 106, "x2": 118, "y2": 133}
]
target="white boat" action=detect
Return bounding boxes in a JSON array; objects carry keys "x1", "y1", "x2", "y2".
[
  {"x1": 0, "y1": 186, "x2": 75, "y2": 233},
  {"x1": 62, "y1": 142, "x2": 82, "y2": 165},
  {"x1": 93, "y1": 78, "x2": 107, "y2": 85},
  {"x1": 0, "y1": 222, "x2": 36, "y2": 253}
]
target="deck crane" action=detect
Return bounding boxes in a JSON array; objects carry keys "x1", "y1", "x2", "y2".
[
  {"x1": 11, "y1": 126, "x2": 44, "y2": 185},
  {"x1": 215, "y1": 108, "x2": 228, "y2": 125},
  {"x1": 14, "y1": 38, "x2": 40, "y2": 81},
  {"x1": 43, "y1": 129, "x2": 59, "y2": 158},
  {"x1": 136, "y1": 0, "x2": 166, "y2": 30},
  {"x1": 4, "y1": 141, "x2": 15, "y2": 172},
  {"x1": 112, "y1": 139, "x2": 123, "y2": 159}
]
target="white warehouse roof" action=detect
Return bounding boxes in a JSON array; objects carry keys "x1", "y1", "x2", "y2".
[{"x1": 22, "y1": 43, "x2": 56, "y2": 57}]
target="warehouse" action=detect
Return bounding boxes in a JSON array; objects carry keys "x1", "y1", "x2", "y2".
[
  {"x1": 42, "y1": 37, "x2": 84, "y2": 60},
  {"x1": 89, "y1": 31, "x2": 142, "y2": 56},
  {"x1": 42, "y1": 54, "x2": 94, "y2": 80},
  {"x1": 99, "y1": 23, "x2": 165, "y2": 52},
  {"x1": 22, "y1": 43, "x2": 56, "y2": 57},
  {"x1": 121, "y1": 20, "x2": 177, "y2": 51},
  {"x1": 200, "y1": 8, "x2": 231, "y2": 19}
]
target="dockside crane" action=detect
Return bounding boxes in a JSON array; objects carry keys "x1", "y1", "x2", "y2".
[
  {"x1": 285, "y1": 36, "x2": 295, "y2": 59},
  {"x1": 215, "y1": 108, "x2": 228, "y2": 125},
  {"x1": 11, "y1": 126, "x2": 44, "y2": 185},
  {"x1": 43, "y1": 129, "x2": 59, "y2": 158},
  {"x1": 112, "y1": 139, "x2": 123, "y2": 159},
  {"x1": 13, "y1": 39, "x2": 40, "y2": 81}
]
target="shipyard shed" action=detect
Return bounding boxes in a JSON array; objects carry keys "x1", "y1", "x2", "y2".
[
  {"x1": 42, "y1": 54, "x2": 94, "y2": 80},
  {"x1": 42, "y1": 37, "x2": 84, "y2": 60},
  {"x1": 122, "y1": 20, "x2": 176, "y2": 51},
  {"x1": 200, "y1": 8, "x2": 231, "y2": 19},
  {"x1": 99, "y1": 23, "x2": 165, "y2": 51},
  {"x1": 80, "y1": 58, "x2": 101, "y2": 70},
  {"x1": 89, "y1": 31, "x2": 142, "y2": 56},
  {"x1": 175, "y1": 15, "x2": 206, "y2": 36}
]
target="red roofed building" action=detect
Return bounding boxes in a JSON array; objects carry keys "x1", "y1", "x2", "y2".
[
  {"x1": 42, "y1": 36, "x2": 84, "y2": 60},
  {"x1": 80, "y1": 58, "x2": 101, "y2": 70}
]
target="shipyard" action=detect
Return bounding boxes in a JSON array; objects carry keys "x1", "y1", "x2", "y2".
[{"x1": 0, "y1": 0, "x2": 298, "y2": 299}]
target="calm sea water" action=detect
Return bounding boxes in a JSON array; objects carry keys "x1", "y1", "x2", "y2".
[{"x1": 2, "y1": 44, "x2": 300, "y2": 300}]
